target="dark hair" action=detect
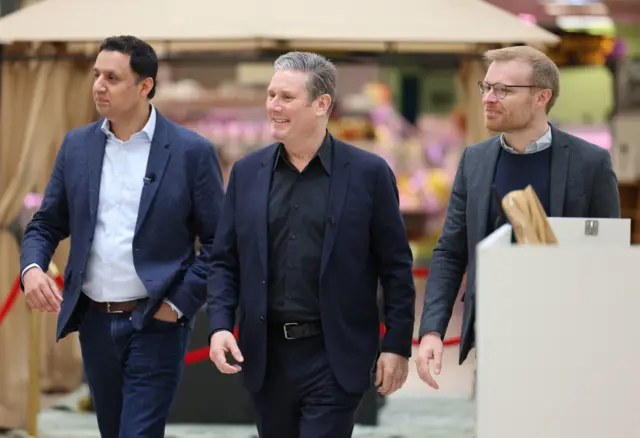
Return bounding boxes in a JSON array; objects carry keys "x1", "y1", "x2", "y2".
[{"x1": 99, "y1": 35, "x2": 158, "y2": 99}]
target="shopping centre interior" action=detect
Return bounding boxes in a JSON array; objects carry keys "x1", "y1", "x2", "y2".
[{"x1": 0, "y1": 0, "x2": 639, "y2": 437}]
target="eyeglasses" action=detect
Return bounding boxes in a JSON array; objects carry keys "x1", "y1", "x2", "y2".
[{"x1": 478, "y1": 81, "x2": 537, "y2": 99}]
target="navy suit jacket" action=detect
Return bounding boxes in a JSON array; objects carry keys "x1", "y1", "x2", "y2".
[
  {"x1": 20, "y1": 111, "x2": 225, "y2": 341},
  {"x1": 206, "y1": 135, "x2": 416, "y2": 394}
]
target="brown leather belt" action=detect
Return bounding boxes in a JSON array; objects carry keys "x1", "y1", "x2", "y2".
[{"x1": 88, "y1": 298, "x2": 143, "y2": 314}]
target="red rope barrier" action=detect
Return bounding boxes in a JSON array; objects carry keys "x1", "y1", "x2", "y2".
[
  {"x1": 0, "y1": 275, "x2": 21, "y2": 327},
  {"x1": 184, "y1": 325, "x2": 460, "y2": 365},
  {"x1": 0, "y1": 273, "x2": 64, "y2": 328},
  {"x1": 412, "y1": 267, "x2": 429, "y2": 278},
  {"x1": 2, "y1": 266, "x2": 444, "y2": 365},
  {"x1": 184, "y1": 266, "x2": 450, "y2": 366}
]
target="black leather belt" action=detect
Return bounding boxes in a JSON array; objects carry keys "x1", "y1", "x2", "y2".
[
  {"x1": 271, "y1": 321, "x2": 322, "y2": 340},
  {"x1": 88, "y1": 298, "x2": 142, "y2": 313}
]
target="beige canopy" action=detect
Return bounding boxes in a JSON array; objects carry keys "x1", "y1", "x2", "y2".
[{"x1": 0, "y1": 0, "x2": 559, "y2": 51}]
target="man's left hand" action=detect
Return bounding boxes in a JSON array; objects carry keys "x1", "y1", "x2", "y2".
[
  {"x1": 375, "y1": 352, "x2": 409, "y2": 396},
  {"x1": 153, "y1": 301, "x2": 179, "y2": 323}
]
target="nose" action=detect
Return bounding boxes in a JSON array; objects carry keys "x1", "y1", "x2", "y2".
[
  {"x1": 93, "y1": 76, "x2": 106, "y2": 92},
  {"x1": 267, "y1": 97, "x2": 281, "y2": 112},
  {"x1": 483, "y1": 90, "x2": 498, "y2": 104}
]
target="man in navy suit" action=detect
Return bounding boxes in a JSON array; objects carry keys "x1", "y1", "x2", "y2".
[
  {"x1": 207, "y1": 51, "x2": 416, "y2": 438},
  {"x1": 20, "y1": 36, "x2": 224, "y2": 437}
]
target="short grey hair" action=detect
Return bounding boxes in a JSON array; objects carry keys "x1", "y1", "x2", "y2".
[{"x1": 274, "y1": 51, "x2": 337, "y2": 110}]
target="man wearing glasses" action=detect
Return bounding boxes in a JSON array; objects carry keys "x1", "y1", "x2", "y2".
[{"x1": 416, "y1": 45, "x2": 620, "y2": 388}]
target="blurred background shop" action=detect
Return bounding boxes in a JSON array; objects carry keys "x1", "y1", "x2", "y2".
[{"x1": 0, "y1": 0, "x2": 639, "y2": 437}]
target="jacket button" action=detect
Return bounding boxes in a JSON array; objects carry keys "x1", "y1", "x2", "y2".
[{"x1": 260, "y1": 316, "x2": 265, "y2": 322}]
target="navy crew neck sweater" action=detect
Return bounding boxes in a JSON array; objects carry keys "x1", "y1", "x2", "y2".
[{"x1": 488, "y1": 146, "x2": 552, "y2": 235}]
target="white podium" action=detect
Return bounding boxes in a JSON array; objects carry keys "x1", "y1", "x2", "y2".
[{"x1": 476, "y1": 218, "x2": 639, "y2": 438}]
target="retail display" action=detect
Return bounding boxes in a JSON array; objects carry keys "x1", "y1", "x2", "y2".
[{"x1": 153, "y1": 75, "x2": 466, "y2": 258}]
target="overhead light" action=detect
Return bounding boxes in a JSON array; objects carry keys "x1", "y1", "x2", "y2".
[
  {"x1": 556, "y1": 15, "x2": 615, "y2": 33},
  {"x1": 538, "y1": 0, "x2": 603, "y2": 4},
  {"x1": 544, "y1": 3, "x2": 609, "y2": 16}
]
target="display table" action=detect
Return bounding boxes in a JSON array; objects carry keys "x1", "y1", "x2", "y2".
[{"x1": 475, "y1": 217, "x2": 637, "y2": 438}]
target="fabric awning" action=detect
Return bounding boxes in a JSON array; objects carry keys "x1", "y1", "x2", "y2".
[{"x1": 0, "y1": 0, "x2": 559, "y2": 51}]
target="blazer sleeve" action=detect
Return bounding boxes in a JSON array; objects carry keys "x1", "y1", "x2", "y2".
[
  {"x1": 371, "y1": 160, "x2": 416, "y2": 359},
  {"x1": 206, "y1": 163, "x2": 240, "y2": 334},
  {"x1": 418, "y1": 148, "x2": 469, "y2": 340},
  {"x1": 588, "y1": 150, "x2": 620, "y2": 218},
  {"x1": 164, "y1": 142, "x2": 225, "y2": 319},
  {"x1": 20, "y1": 134, "x2": 71, "y2": 285}
]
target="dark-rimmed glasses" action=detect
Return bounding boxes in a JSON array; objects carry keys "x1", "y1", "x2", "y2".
[{"x1": 478, "y1": 81, "x2": 537, "y2": 99}]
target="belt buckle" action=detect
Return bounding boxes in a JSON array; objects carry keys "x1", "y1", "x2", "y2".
[
  {"x1": 106, "y1": 302, "x2": 124, "y2": 314},
  {"x1": 283, "y1": 322, "x2": 298, "y2": 340}
]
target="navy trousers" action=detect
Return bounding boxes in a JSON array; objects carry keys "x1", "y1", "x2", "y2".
[
  {"x1": 251, "y1": 332, "x2": 364, "y2": 438},
  {"x1": 78, "y1": 306, "x2": 190, "y2": 438}
]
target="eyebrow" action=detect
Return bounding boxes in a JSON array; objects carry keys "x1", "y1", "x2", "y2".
[
  {"x1": 93, "y1": 68, "x2": 118, "y2": 75},
  {"x1": 268, "y1": 88, "x2": 295, "y2": 94}
]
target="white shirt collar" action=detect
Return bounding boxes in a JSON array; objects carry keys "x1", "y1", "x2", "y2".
[
  {"x1": 500, "y1": 125, "x2": 552, "y2": 155},
  {"x1": 100, "y1": 104, "x2": 156, "y2": 142}
]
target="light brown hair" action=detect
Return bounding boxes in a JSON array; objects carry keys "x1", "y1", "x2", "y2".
[{"x1": 484, "y1": 45, "x2": 560, "y2": 113}]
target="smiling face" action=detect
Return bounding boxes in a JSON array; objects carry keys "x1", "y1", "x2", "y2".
[
  {"x1": 482, "y1": 60, "x2": 550, "y2": 133},
  {"x1": 266, "y1": 69, "x2": 331, "y2": 143},
  {"x1": 92, "y1": 50, "x2": 152, "y2": 119}
]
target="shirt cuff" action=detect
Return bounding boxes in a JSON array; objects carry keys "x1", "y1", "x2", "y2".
[
  {"x1": 163, "y1": 299, "x2": 184, "y2": 319},
  {"x1": 21, "y1": 264, "x2": 42, "y2": 283}
]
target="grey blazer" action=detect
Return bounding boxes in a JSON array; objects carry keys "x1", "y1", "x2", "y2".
[{"x1": 419, "y1": 125, "x2": 621, "y2": 363}]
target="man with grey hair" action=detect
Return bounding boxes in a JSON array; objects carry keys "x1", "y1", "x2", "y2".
[
  {"x1": 207, "y1": 51, "x2": 416, "y2": 437},
  {"x1": 416, "y1": 45, "x2": 620, "y2": 389}
]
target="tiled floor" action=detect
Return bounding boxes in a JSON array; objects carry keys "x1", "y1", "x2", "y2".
[
  {"x1": 3, "y1": 282, "x2": 477, "y2": 438},
  {"x1": 25, "y1": 377, "x2": 475, "y2": 438}
]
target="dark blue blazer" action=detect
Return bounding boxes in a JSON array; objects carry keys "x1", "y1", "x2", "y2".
[
  {"x1": 20, "y1": 111, "x2": 225, "y2": 341},
  {"x1": 206, "y1": 135, "x2": 415, "y2": 394}
]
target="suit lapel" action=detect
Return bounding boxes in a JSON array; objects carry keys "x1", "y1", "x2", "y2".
[
  {"x1": 320, "y1": 139, "x2": 351, "y2": 278},
  {"x1": 87, "y1": 123, "x2": 107, "y2": 222},
  {"x1": 476, "y1": 138, "x2": 501, "y2": 240},
  {"x1": 549, "y1": 127, "x2": 569, "y2": 217},
  {"x1": 256, "y1": 145, "x2": 278, "y2": 277},
  {"x1": 135, "y1": 114, "x2": 170, "y2": 233}
]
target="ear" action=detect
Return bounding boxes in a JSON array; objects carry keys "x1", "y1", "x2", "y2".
[
  {"x1": 537, "y1": 88, "x2": 552, "y2": 109},
  {"x1": 314, "y1": 94, "x2": 332, "y2": 116},
  {"x1": 140, "y1": 77, "x2": 154, "y2": 98}
]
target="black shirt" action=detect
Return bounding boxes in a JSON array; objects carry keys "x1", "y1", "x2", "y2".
[{"x1": 267, "y1": 134, "x2": 332, "y2": 324}]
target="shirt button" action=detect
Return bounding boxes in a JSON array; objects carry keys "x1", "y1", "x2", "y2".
[
  {"x1": 290, "y1": 233, "x2": 296, "y2": 240},
  {"x1": 294, "y1": 204, "x2": 299, "y2": 209}
]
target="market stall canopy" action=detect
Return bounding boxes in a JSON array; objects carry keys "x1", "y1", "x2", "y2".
[{"x1": 0, "y1": 0, "x2": 559, "y2": 52}]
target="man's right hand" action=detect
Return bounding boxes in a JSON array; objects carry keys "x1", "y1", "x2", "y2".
[
  {"x1": 23, "y1": 267, "x2": 62, "y2": 313},
  {"x1": 209, "y1": 330, "x2": 244, "y2": 374},
  {"x1": 416, "y1": 332, "x2": 444, "y2": 390}
]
